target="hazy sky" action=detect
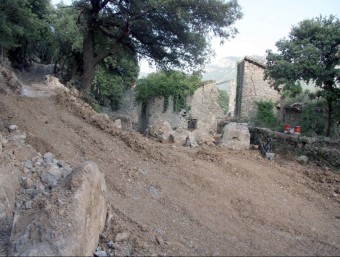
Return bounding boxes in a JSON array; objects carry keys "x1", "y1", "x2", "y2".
[
  {"x1": 51, "y1": 0, "x2": 340, "y2": 69},
  {"x1": 211, "y1": 0, "x2": 340, "y2": 62}
]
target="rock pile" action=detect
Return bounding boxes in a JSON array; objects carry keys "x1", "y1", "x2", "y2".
[
  {"x1": 9, "y1": 159, "x2": 107, "y2": 256},
  {"x1": 0, "y1": 65, "x2": 23, "y2": 94},
  {"x1": 147, "y1": 121, "x2": 216, "y2": 147},
  {"x1": 0, "y1": 125, "x2": 107, "y2": 256}
]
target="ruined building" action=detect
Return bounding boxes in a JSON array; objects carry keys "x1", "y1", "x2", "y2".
[
  {"x1": 116, "y1": 81, "x2": 225, "y2": 134},
  {"x1": 234, "y1": 57, "x2": 280, "y2": 119}
]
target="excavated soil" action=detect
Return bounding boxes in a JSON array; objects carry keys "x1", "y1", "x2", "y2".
[{"x1": 0, "y1": 65, "x2": 339, "y2": 256}]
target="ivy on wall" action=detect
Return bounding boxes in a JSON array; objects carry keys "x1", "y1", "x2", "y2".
[
  {"x1": 135, "y1": 71, "x2": 203, "y2": 112},
  {"x1": 235, "y1": 60, "x2": 244, "y2": 117}
]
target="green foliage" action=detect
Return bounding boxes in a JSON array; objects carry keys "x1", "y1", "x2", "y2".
[
  {"x1": 51, "y1": 3, "x2": 83, "y2": 81},
  {"x1": 90, "y1": 102, "x2": 103, "y2": 113},
  {"x1": 301, "y1": 101, "x2": 328, "y2": 136},
  {"x1": 135, "y1": 71, "x2": 203, "y2": 112},
  {"x1": 0, "y1": 0, "x2": 56, "y2": 66},
  {"x1": 283, "y1": 91, "x2": 340, "y2": 137},
  {"x1": 265, "y1": 15, "x2": 340, "y2": 136},
  {"x1": 72, "y1": 0, "x2": 242, "y2": 91},
  {"x1": 217, "y1": 89, "x2": 229, "y2": 114},
  {"x1": 253, "y1": 100, "x2": 281, "y2": 130},
  {"x1": 92, "y1": 53, "x2": 139, "y2": 110}
]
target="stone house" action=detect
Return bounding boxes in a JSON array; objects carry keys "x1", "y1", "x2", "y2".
[{"x1": 234, "y1": 56, "x2": 280, "y2": 119}]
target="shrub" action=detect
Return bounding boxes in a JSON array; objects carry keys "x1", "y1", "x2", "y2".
[
  {"x1": 253, "y1": 100, "x2": 281, "y2": 130},
  {"x1": 135, "y1": 71, "x2": 203, "y2": 112}
]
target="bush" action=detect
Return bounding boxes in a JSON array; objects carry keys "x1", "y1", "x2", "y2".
[
  {"x1": 253, "y1": 100, "x2": 281, "y2": 130},
  {"x1": 301, "y1": 99, "x2": 340, "y2": 138},
  {"x1": 135, "y1": 71, "x2": 203, "y2": 112},
  {"x1": 92, "y1": 54, "x2": 139, "y2": 110},
  {"x1": 281, "y1": 90, "x2": 340, "y2": 138}
]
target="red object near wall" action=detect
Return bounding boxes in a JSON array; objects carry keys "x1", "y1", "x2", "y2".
[
  {"x1": 284, "y1": 124, "x2": 291, "y2": 133},
  {"x1": 294, "y1": 126, "x2": 301, "y2": 135}
]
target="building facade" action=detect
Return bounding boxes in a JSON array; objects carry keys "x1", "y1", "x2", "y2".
[{"x1": 235, "y1": 57, "x2": 281, "y2": 119}]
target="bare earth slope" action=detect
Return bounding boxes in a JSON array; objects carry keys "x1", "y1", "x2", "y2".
[{"x1": 0, "y1": 66, "x2": 339, "y2": 256}]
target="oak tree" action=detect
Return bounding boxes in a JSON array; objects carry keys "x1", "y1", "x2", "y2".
[{"x1": 73, "y1": 0, "x2": 242, "y2": 92}]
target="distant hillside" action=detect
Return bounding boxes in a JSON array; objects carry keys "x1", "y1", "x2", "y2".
[{"x1": 139, "y1": 55, "x2": 268, "y2": 92}]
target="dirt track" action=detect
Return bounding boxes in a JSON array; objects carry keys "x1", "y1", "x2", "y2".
[{"x1": 0, "y1": 69, "x2": 339, "y2": 256}]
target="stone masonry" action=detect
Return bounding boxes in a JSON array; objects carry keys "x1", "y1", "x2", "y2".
[
  {"x1": 147, "y1": 81, "x2": 224, "y2": 133},
  {"x1": 119, "y1": 81, "x2": 225, "y2": 134},
  {"x1": 235, "y1": 57, "x2": 280, "y2": 119}
]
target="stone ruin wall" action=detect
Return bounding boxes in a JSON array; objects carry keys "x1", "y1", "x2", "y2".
[
  {"x1": 118, "y1": 82, "x2": 225, "y2": 133},
  {"x1": 113, "y1": 87, "x2": 141, "y2": 131},
  {"x1": 145, "y1": 96, "x2": 187, "y2": 130},
  {"x1": 228, "y1": 79, "x2": 237, "y2": 117},
  {"x1": 187, "y1": 82, "x2": 225, "y2": 133},
  {"x1": 235, "y1": 58, "x2": 281, "y2": 119}
]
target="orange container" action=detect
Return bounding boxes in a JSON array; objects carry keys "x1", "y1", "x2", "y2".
[{"x1": 294, "y1": 126, "x2": 301, "y2": 135}]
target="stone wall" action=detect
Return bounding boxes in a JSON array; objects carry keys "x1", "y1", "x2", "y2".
[
  {"x1": 187, "y1": 82, "x2": 225, "y2": 133},
  {"x1": 235, "y1": 57, "x2": 281, "y2": 119},
  {"x1": 113, "y1": 87, "x2": 141, "y2": 131},
  {"x1": 249, "y1": 127, "x2": 340, "y2": 169},
  {"x1": 118, "y1": 81, "x2": 225, "y2": 133},
  {"x1": 143, "y1": 96, "x2": 187, "y2": 131}
]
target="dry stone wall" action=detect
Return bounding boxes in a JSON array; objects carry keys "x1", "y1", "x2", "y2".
[
  {"x1": 113, "y1": 87, "x2": 141, "y2": 131},
  {"x1": 145, "y1": 96, "x2": 187, "y2": 131},
  {"x1": 249, "y1": 127, "x2": 340, "y2": 168},
  {"x1": 187, "y1": 82, "x2": 225, "y2": 133},
  {"x1": 235, "y1": 57, "x2": 280, "y2": 119}
]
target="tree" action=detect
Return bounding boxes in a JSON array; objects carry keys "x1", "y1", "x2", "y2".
[
  {"x1": 52, "y1": 3, "x2": 83, "y2": 81},
  {"x1": 73, "y1": 0, "x2": 242, "y2": 92},
  {"x1": 265, "y1": 15, "x2": 340, "y2": 136},
  {"x1": 0, "y1": 0, "x2": 55, "y2": 67},
  {"x1": 52, "y1": 3, "x2": 139, "y2": 109},
  {"x1": 92, "y1": 51, "x2": 139, "y2": 110}
]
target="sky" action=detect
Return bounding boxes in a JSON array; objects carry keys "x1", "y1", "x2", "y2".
[
  {"x1": 51, "y1": 0, "x2": 340, "y2": 70},
  {"x1": 210, "y1": 0, "x2": 340, "y2": 63}
]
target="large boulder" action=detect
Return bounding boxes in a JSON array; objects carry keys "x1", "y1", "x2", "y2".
[
  {"x1": 9, "y1": 162, "x2": 107, "y2": 256},
  {"x1": 219, "y1": 122, "x2": 250, "y2": 150},
  {"x1": 149, "y1": 121, "x2": 173, "y2": 143}
]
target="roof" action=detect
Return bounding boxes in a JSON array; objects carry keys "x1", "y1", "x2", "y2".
[{"x1": 244, "y1": 56, "x2": 266, "y2": 69}]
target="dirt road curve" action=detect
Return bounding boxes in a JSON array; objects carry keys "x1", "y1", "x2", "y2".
[{"x1": 0, "y1": 71, "x2": 339, "y2": 256}]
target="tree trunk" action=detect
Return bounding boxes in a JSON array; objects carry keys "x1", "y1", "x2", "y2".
[
  {"x1": 80, "y1": 28, "x2": 96, "y2": 93},
  {"x1": 81, "y1": 61, "x2": 96, "y2": 93},
  {"x1": 326, "y1": 99, "x2": 333, "y2": 137}
]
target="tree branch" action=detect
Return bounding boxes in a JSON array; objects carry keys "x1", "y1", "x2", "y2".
[
  {"x1": 99, "y1": 0, "x2": 111, "y2": 10},
  {"x1": 94, "y1": 22, "x2": 130, "y2": 64}
]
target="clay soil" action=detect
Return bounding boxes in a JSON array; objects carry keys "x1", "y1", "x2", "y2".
[{"x1": 0, "y1": 68, "x2": 339, "y2": 256}]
